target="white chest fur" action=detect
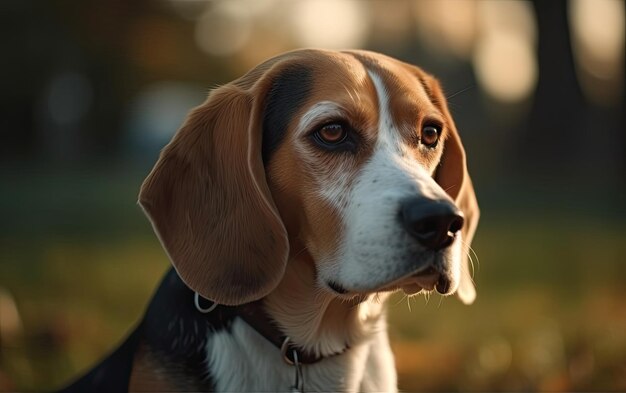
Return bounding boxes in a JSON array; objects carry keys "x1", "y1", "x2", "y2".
[{"x1": 205, "y1": 318, "x2": 396, "y2": 392}]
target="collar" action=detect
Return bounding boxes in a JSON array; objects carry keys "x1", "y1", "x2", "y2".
[{"x1": 194, "y1": 292, "x2": 348, "y2": 365}]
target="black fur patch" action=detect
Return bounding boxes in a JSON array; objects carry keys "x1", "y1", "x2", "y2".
[
  {"x1": 262, "y1": 66, "x2": 314, "y2": 165},
  {"x1": 57, "y1": 269, "x2": 236, "y2": 392},
  {"x1": 141, "y1": 268, "x2": 234, "y2": 390}
]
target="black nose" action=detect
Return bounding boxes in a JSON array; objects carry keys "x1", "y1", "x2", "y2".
[{"x1": 401, "y1": 198, "x2": 464, "y2": 250}]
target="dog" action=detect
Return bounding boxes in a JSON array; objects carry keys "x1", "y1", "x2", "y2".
[{"x1": 60, "y1": 49, "x2": 479, "y2": 392}]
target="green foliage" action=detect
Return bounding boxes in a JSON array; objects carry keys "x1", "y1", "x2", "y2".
[{"x1": 1, "y1": 183, "x2": 625, "y2": 391}]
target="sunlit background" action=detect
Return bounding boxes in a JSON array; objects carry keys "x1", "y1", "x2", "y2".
[{"x1": 1, "y1": 0, "x2": 625, "y2": 391}]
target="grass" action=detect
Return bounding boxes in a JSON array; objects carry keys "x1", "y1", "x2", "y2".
[
  {"x1": 387, "y1": 219, "x2": 626, "y2": 392},
  {"x1": 0, "y1": 168, "x2": 625, "y2": 391},
  {"x1": 1, "y1": 221, "x2": 624, "y2": 391}
]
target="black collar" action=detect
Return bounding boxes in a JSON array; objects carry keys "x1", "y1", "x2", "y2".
[{"x1": 195, "y1": 294, "x2": 348, "y2": 365}]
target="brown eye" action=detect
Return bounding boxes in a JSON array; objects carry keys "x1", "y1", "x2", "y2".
[
  {"x1": 421, "y1": 125, "x2": 440, "y2": 147},
  {"x1": 316, "y1": 123, "x2": 348, "y2": 145}
]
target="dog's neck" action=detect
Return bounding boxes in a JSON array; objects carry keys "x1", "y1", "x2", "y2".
[{"x1": 263, "y1": 252, "x2": 389, "y2": 357}]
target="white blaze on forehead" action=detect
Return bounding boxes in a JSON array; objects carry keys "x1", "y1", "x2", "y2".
[
  {"x1": 364, "y1": 67, "x2": 452, "y2": 202},
  {"x1": 366, "y1": 70, "x2": 402, "y2": 150}
]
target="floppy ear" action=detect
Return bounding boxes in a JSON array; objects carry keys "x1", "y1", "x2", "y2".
[
  {"x1": 428, "y1": 79, "x2": 480, "y2": 305},
  {"x1": 436, "y1": 129, "x2": 480, "y2": 304},
  {"x1": 138, "y1": 82, "x2": 289, "y2": 306}
]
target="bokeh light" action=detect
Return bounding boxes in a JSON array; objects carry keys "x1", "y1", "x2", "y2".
[
  {"x1": 570, "y1": 0, "x2": 625, "y2": 79},
  {"x1": 44, "y1": 72, "x2": 93, "y2": 128},
  {"x1": 472, "y1": 0, "x2": 538, "y2": 103},
  {"x1": 194, "y1": 1, "x2": 253, "y2": 56},
  {"x1": 289, "y1": 0, "x2": 370, "y2": 49},
  {"x1": 414, "y1": 0, "x2": 478, "y2": 59},
  {"x1": 0, "y1": 289, "x2": 22, "y2": 344},
  {"x1": 570, "y1": 0, "x2": 625, "y2": 104},
  {"x1": 126, "y1": 81, "x2": 205, "y2": 156}
]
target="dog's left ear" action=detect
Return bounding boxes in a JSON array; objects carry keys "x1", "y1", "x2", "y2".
[{"x1": 426, "y1": 77, "x2": 480, "y2": 305}]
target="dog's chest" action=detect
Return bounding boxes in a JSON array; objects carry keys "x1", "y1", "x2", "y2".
[{"x1": 206, "y1": 318, "x2": 369, "y2": 392}]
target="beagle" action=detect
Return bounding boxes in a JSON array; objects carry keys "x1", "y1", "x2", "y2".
[{"x1": 60, "y1": 49, "x2": 479, "y2": 392}]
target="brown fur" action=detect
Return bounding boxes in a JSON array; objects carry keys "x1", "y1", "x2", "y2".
[
  {"x1": 139, "y1": 48, "x2": 479, "y2": 321},
  {"x1": 128, "y1": 344, "x2": 180, "y2": 392}
]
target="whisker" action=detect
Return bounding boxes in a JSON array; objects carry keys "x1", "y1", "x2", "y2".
[
  {"x1": 460, "y1": 249, "x2": 478, "y2": 288},
  {"x1": 446, "y1": 84, "x2": 475, "y2": 100},
  {"x1": 393, "y1": 293, "x2": 408, "y2": 307},
  {"x1": 462, "y1": 247, "x2": 475, "y2": 277},
  {"x1": 462, "y1": 239, "x2": 480, "y2": 269},
  {"x1": 460, "y1": 238, "x2": 480, "y2": 273},
  {"x1": 469, "y1": 246, "x2": 480, "y2": 269}
]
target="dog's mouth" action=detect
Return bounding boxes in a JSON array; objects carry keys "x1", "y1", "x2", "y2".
[
  {"x1": 327, "y1": 265, "x2": 453, "y2": 297},
  {"x1": 399, "y1": 266, "x2": 451, "y2": 295}
]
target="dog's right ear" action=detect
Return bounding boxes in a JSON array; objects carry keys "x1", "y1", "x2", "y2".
[
  {"x1": 138, "y1": 82, "x2": 289, "y2": 306},
  {"x1": 427, "y1": 76, "x2": 480, "y2": 305}
]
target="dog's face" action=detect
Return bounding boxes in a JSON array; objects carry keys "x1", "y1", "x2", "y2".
[{"x1": 139, "y1": 49, "x2": 479, "y2": 306}]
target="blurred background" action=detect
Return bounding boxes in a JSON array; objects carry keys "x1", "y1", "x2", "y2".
[{"x1": 1, "y1": 0, "x2": 625, "y2": 391}]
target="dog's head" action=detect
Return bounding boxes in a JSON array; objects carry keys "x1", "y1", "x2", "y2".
[{"x1": 139, "y1": 49, "x2": 479, "y2": 306}]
